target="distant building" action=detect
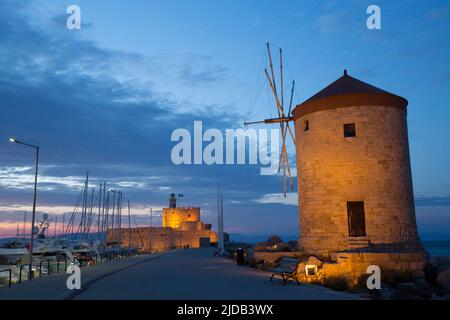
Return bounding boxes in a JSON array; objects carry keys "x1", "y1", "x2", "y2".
[{"x1": 106, "y1": 193, "x2": 217, "y2": 252}]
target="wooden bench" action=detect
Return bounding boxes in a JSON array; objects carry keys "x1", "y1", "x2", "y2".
[{"x1": 269, "y1": 257, "x2": 301, "y2": 285}]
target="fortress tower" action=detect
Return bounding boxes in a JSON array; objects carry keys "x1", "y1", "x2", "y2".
[
  {"x1": 292, "y1": 70, "x2": 423, "y2": 258},
  {"x1": 162, "y1": 193, "x2": 202, "y2": 230},
  {"x1": 162, "y1": 207, "x2": 202, "y2": 230},
  {"x1": 110, "y1": 193, "x2": 217, "y2": 252}
]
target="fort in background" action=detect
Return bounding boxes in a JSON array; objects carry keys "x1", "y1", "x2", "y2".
[{"x1": 106, "y1": 193, "x2": 217, "y2": 252}]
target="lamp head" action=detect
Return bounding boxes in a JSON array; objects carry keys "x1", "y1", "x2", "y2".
[{"x1": 9, "y1": 138, "x2": 16, "y2": 143}]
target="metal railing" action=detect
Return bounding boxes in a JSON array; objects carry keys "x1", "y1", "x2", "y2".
[
  {"x1": 0, "y1": 268, "x2": 12, "y2": 288},
  {"x1": 0, "y1": 249, "x2": 141, "y2": 289}
]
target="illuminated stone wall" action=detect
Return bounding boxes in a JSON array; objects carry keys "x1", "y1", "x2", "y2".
[
  {"x1": 106, "y1": 227, "x2": 217, "y2": 253},
  {"x1": 162, "y1": 207, "x2": 201, "y2": 229},
  {"x1": 294, "y1": 105, "x2": 421, "y2": 257}
]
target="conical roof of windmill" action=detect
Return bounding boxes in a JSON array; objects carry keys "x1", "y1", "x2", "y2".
[{"x1": 292, "y1": 70, "x2": 408, "y2": 119}]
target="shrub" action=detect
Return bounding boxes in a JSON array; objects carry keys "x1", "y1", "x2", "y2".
[
  {"x1": 322, "y1": 276, "x2": 350, "y2": 291},
  {"x1": 260, "y1": 262, "x2": 275, "y2": 272},
  {"x1": 355, "y1": 273, "x2": 371, "y2": 289},
  {"x1": 381, "y1": 269, "x2": 415, "y2": 287},
  {"x1": 248, "y1": 258, "x2": 258, "y2": 268}
]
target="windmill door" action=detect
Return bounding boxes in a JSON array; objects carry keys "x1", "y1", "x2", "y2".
[{"x1": 347, "y1": 201, "x2": 366, "y2": 237}]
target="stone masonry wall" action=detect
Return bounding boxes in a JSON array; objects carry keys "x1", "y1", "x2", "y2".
[
  {"x1": 162, "y1": 207, "x2": 201, "y2": 229},
  {"x1": 106, "y1": 227, "x2": 217, "y2": 253},
  {"x1": 295, "y1": 105, "x2": 421, "y2": 257}
]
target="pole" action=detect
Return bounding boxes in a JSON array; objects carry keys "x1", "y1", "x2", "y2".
[
  {"x1": 97, "y1": 183, "x2": 102, "y2": 234},
  {"x1": 62, "y1": 213, "x2": 65, "y2": 236},
  {"x1": 82, "y1": 172, "x2": 89, "y2": 234},
  {"x1": 28, "y1": 146, "x2": 39, "y2": 280},
  {"x1": 105, "y1": 191, "x2": 110, "y2": 233},
  {"x1": 220, "y1": 190, "x2": 224, "y2": 253},
  {"x1": 111, "y1": 191, "x2": 116, "y2": 240},
  {"x1": 102, "y1": 182, "x2": 106, "y2": 233},
  {"x1": 280, "y1": 48, "x2": 284, "y2": 110},
  {"x1": 23, "y1": 211, "x2": 27, "y2": 239},
  {"x1": 118, "y1": 192, "x2": 121, "y2": 243},
  {"x1": 217, "y1": 186, "x2": 224, "y2": 255},
  {"x1": 243, "y1": 116, "x2": 293, "y2": 126},
  {"x1": 144, "y1": 206, "x2": 153, "y2": 228},
  {"x1": 119, "y1": 191, "x2": 122, "y2": 244},
  {"x1": 127, "y1": 200, "x2": 131, "y2": 248}
]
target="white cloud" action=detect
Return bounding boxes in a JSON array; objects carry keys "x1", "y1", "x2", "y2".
[
  {"x1": 317, "y1": 11, "x2": 347, "y2": 36},
  {"x1": 115, "y1": 181, "x2": 147, "y2": 189},
  {"x1": 253, "y1": 193, "x2": 298, "y2": 206},
  {"x1": 0, "y1": 167, "x2": 84, "y2": 191},
  {"x1": 0, "y1": 166, "x2": 170, "y2": 192},
  {"x1": 0, "y1": 166, "x2": 32, "y2": 175}
]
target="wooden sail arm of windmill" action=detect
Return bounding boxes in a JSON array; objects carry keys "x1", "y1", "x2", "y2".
[
  {"x1": 244, "y1": 116, "x2": 294, "y2": 126},
  {"x1": 267, "y1": 44, "x2": 295, "y2": 195},
  {"x1": 244, "y1": 43, "x2": 297, "y2": 197},
  {"x1": 263, "y1": 68, "x2": 296, "y2": 144}
]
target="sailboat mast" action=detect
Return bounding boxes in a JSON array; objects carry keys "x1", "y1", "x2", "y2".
[
  {"x1": 62, "y1": 213, "x2": 65, "y2": 236},
  {"x1": 23, "y1": 211, "x2": 27, "y2": 239},
  {"x1": 82, "y1": 172, "x2": 89, "y2": 234},
  {"x1": 128, "y1": 200, "x2": 131, "y2": 248}
]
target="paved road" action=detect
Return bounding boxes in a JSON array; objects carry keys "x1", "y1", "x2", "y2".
[{"x1": 0, "y1": 248, "x2": 360, "y2": 300}]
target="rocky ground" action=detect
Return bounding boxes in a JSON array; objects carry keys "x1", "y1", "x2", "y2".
[{"x1": 246, "y1": 235, "x2": 450, "y2": 300}]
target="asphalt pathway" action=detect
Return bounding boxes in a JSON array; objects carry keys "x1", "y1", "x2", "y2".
[{"x1": 0, "y1": 248, "x2": 360, "y2": 300}]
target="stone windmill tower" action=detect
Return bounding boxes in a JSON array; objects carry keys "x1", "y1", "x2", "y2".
[
  {"x1": 245, "y1": 45, "x2": 425, "y2": 273},
  {"x1": 291, "y1": 70, "x2": 424, "y2": 259}
]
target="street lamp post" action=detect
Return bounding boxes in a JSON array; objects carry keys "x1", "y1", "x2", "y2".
[
  {"x1": 144, "y1": 206, "x2": 153, "y2": 253},
  {"x1": 144, "y1": 205, "x2": 153, "y2": 227},
  {"x1": 109, "y1": 189, "x2": 121, "y2": 243},
  {"x1": 9, "y1": 138, "x2": 39, "y2": 280}
]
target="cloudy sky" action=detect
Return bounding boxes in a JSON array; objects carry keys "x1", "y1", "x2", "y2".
[{"x1": 0, "y1": 0, "x2": 449, "y2": 240}]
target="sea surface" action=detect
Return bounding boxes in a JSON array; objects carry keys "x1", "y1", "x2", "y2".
[{"x1": 423, "y1": 241, "x2": 450, "y2": 258}]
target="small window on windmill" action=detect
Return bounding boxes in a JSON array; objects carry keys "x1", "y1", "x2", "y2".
[
  {"x1": 344, "y1": 123, "x2": 356, "y2": 137},
  {"x1": 304, "y1": 120, "x2": 309, "y2": 132}
]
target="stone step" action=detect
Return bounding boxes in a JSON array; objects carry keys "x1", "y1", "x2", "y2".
[{"x1": 348, "y1": 238, "x2": 370, "y2": 249}]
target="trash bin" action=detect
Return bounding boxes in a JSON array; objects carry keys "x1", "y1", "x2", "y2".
[{"x1": 236, "y1": 248, "x2": 245, "y2": 265}]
